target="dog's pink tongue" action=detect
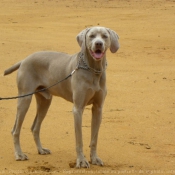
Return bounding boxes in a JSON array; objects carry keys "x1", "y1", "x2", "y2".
[{"x1": 94, "y1": 52, "x2": 104, "y2": 59}]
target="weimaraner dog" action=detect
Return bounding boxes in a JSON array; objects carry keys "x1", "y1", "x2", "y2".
[{"x1": 4, "y1": 26, "x2": 119, "y2": 168}]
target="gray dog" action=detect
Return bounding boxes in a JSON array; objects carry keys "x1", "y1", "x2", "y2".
[{"x1": 4, "y1": 26, "x2": 119, "y2": 168}]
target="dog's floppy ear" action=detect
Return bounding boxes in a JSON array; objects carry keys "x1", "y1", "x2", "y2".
[
  {"x1": 107, "y1": 28, "x2": 120, "y2": 53},
  {"x1": 76, "y1": 28, "x2": 90, "y2": 47}
]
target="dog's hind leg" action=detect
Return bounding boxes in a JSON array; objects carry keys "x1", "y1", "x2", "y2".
[
  {"x1": 12, "y1": 96, "x2": 32, "y2": 161},
  {"x1": 31, "y1": 93, "x2": 52, "y2": 155}
]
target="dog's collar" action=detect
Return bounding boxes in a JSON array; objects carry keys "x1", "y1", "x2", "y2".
[{"x1": 77, "y1": 52, "x2": 107, "y2": 74}]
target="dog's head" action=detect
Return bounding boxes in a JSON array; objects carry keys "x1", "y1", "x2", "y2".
[{"x1": 77, "y1": 26, "x2": 120, "y2": 61}]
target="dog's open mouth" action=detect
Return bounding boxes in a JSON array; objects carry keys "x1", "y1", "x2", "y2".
[{"x1": 90, "y1": 49, "x2": 105, "y2": 60}]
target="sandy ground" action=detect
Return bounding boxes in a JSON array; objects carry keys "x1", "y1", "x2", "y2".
[{"x1": 0, "y1": 0, "x2": 175, "y2": 174}]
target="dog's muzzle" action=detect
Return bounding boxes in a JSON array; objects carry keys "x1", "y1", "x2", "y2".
[{"x1": 90, "y1": 41, "x2": 105, "y2": 60}]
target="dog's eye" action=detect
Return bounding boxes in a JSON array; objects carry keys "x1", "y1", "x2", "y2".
[
  {"x1": 89, "y1": 34, "x2": 95, "y2": 38},
  {"x1": 102, "y1": 35, "x2": 108, "y2": 39}
]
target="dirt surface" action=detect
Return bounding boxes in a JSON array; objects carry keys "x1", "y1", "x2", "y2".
[{"x1": 0, "y1": 0, "x2": 175, "y2": 174}]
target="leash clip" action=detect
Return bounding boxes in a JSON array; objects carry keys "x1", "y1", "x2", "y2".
[{"x1": 71, "y1": 69, "x2": 76, "y2": 75}]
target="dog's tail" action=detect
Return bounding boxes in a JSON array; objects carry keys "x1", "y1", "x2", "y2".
[{"x1": 4, "y1": 61, "x2": 22, "y2": 76}]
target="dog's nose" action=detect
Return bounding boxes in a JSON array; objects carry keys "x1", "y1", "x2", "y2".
[{"x1": 95, "y1": 41, "x2": 103, "y2": 47}]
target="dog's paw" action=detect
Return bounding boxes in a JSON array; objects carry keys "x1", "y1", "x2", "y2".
[
  {"x1": 90, "y1": 155, "x2": 104, "y2": 166},
  {"x1": 38, "y1": 148, "x2": 51, "y2": 155},
  {"x1": 15, "y1": 153, "x2": 28, "y2": 161},
  {"x1": 76, "y1": 157, "x2": 90, "y2": 168}
]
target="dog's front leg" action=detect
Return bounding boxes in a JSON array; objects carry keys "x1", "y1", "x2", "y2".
[
  {"x1": 73, "y1": 106, "x2": 90, "y2": 168},
  {"x1": 90, "y1": 104, "x2": 104, "y2": 166}
]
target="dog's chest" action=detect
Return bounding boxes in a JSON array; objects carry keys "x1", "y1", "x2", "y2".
[{"x1": 92, "y1": 75, "x2": 104, "y2": 92}]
